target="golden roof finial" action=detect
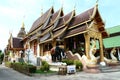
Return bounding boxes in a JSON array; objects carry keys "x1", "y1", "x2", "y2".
[
  {"x1": 41, "y1": 5, "x2": 43, "y2": 16},
  {"x1": 73, "y1": 2, "x2": 76, "y2": 11},
  {"x1": 22, "y1": 21, "x2": 25, "y2": 28},
  {"x1": 9, "y1": 30, "x2": 12, "y2": 37},
  {"x1": 22, "y1": 15, "x2": 25, "y2": 28},
  {"x1": 96, "y1": 0, "x2": 99, "y2": 7}
]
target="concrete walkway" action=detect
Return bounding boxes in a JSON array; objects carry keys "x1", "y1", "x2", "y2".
[{"x1": 0, "y1": 64, "x2": 120, "y2": 80}]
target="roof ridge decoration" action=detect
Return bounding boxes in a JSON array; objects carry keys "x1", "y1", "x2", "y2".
[
  {"x1": 65, "y1": 9, "x2": 76, "y2": 25},
  {"x1": 21, "y1": 21, "x2": 25, "y2": 28},
  {"x1": 28, "y1": 7, "x2": 54, "y2": 35},
  {"x1": 53, "y1": 10, "x2": 75, "y2": 31},
  {"x1": 52, "y1": 7, "x2": 64, "y2": 24},
  {"x1": 90, "y1": 3, "x2": 98, "y2": 20},
  {"x1": 51, "y1": 10, "x2": 76, "y2": 39},
  {"x1": 39, "y1": 8, "x2": 64, "y2": 37}
]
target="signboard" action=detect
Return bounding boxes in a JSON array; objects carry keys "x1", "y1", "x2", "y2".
[{"x1": 67, "y1": 65, "x2": 76, "y2": 74}]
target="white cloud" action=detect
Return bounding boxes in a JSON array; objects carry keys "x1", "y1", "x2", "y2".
[{"x1": 0, "y1": 6, "x2": 25, "y2": 19}]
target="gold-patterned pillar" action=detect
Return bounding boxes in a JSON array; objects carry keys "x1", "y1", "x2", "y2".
[
  {"x1": 63, "y1": 39, "x2": 67, "y2": 51},
  {"x1": 99, "y1": 34, "x2": 104, "y2": 62},
  {"x1": 84, "y1": 32, "x2": 90, "y2": 59},
  {"x1": 52, "y1": 39, "x2": 56, "y2": 47},
  {"x1": 40, "y1": 44, "x2": 43, "y2": 56}
]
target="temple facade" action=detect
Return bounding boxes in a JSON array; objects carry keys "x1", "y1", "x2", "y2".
[
  {"x1": 23, "y1": 4, "x2": 108, "y2": 64},
  {"x1": 6, "y1": 3, "x2": 110, "y2": 66},
  {"x1": 7, "y1": 22, "x2": 26, "y2": 62}
]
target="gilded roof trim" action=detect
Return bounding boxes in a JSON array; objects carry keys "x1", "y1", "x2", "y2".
[
  {"x1": 40, "y1": 38, "x2": 52, "y2": 44},
  {"x1": 51, "y1": 7, "x2": 64, "y2": 24},
  {"x1": 90, "y1": 4, "x2": 98, "y2": 20},
  {"x1": 53, "y1": 27, "x2": 67, "y2": 38},
  {"x1": 28, "y1": 7, "x2": 54, "y2": 36},
  {"x1": 65, "y1": 10, "x2": 75, "y2": 25},
  {"x1": 65, "y1": 30, "x2": 88, "y2": 38},
  {"x1": 40, "y1": 27, "x2": 52, "y2": 37},
  {"x1": 53, "y1": 24, "x2": 65, "y2": 31},
  {"x1": 39, "y1": 8, "x2": 64, "y2": 37},
  {"x1": 68, "y1": 20, "x2": 91, "y2": 30}
]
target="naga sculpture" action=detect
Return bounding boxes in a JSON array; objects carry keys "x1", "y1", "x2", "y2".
[
  {"x1": 104, "y1": 47, "x2": 118, "y2": 64},
  {"x1": 82, "y1": 39, "x2": 97, "y2": 66}
]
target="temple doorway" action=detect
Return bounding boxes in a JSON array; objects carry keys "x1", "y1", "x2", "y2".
[{"x1": 65, "y1": 34, "x2": 85, "y2": 56}]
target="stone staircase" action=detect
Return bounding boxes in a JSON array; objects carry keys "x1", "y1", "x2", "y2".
[{"x1": 99, "y1": 65, "x2": 120, "y2": 73}]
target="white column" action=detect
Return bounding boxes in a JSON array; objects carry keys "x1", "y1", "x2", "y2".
[
  {"x1": 37, "y1": 43, "x2": 41, "y2": 66},
  {"x1": 117, "y1": 48, "x2": 120, "y2": 60},
  {"x1": 37, "y1": 44, "x2": 40, "y2": 57}
]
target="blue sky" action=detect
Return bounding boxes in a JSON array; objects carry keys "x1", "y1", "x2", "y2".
[{"x1": 0, "y1": 0, "x2": 120, "y2": 51}]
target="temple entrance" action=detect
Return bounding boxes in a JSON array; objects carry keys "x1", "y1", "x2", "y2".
[{"x1": 65, "y1": 34, "x2": 85, "y2": 56}]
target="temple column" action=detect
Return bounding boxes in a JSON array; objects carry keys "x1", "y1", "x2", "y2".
[
  {"x1": 117, "y1": 48, "x2": 120, "y2": 61},
  {"x1": 37, "y1": 44, "x2": 40, "y2": 57},
  {"x1": 99, "y1": 34, "x2": 104, "y2": 62},
  {"x1": 52, "y1": 39, "x2": 57, "y2": 47},
  {"x1": 84, "y1": 32, "x2": 90, "y2": 59},
  {"x1": 40, "y1": 44, "x2": 43, "y2": 56},
  {"x1": 37, "y1": 37, "x2": 40, "y2": 57},
  {"x1": 64, "y1": 39, "x2": 67, "y2": 51}
]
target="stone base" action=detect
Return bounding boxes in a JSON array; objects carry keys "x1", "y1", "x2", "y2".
[
  {"x1": 49, "y1": 62, "x2": 66, "y2": 71},
  {"x1": 83, "y1": 65, "x2": 100, "y2": 73},
  {"x1": 107, "y1": 62, "x2": 119, "y2": 66}
]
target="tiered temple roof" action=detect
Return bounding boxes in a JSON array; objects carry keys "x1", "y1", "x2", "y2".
[
  {"x1": 29, "y1": 7, "x2": 54, "y2": 35},
  {"x1": 17, "y1": 22, "x2": 26, "y2": 38},
  {"x1": 26, "y1": 4, "x2": 108, "y2": 45}
]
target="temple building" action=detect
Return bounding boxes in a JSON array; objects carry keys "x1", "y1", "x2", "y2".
[
  {"x1": 7, "y1": 22, "x2": 26, "y2": 62},
  {"x1": 103, "y1": 25, "x2": 120, "y2": 60},
  {"x1": 23, "y1": 3, "x2": 108, "y2": 65},
  {"x1": 6, "y1": 2, "x2": 120, "y2": 72}
]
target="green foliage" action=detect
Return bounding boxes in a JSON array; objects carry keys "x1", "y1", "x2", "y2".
[
  {"x1": 5, "y1": 61, "x2": 12, "y2": 68},
  {"x1": 40, "y1": 61, "x2": 50, "y2": 72},
  {"x1": 62, "y1": 59, "x2": 83, "y2": 71},
  {"x1": 0, "y1": 53, "x2": 4, "y2": 64},
  {"x1": 36, "y1": 69, "x2": 55, "y2": 74},
  {"x1": 0, "y1": 50, "x2": 2, "y2": 54},
  {"x1": 12, "y1": 62, "x2": 36, "y2": 74},
  {"x1": 62, "y1": 59, "x2": 74, "y2": 65},
  {"x1": 74, "y1": 60, "x2": 83, "y2": 71}
]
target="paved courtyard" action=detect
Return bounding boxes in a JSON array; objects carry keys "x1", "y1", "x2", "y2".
[{"x1": 0, "y1": 64, "x2": 120, "y2": 80}]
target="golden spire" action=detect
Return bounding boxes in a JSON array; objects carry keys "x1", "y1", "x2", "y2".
[
  {"x1": 22, "y1": 15, "x2": 25, "y2": 28},
  {"x1": 21, "y1": 21, "x2": 25, "y2": 28}
]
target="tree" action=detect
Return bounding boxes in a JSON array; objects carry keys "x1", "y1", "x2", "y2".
[{"x1": 0, "y1": 50, "x2": 4, "y2": 64}]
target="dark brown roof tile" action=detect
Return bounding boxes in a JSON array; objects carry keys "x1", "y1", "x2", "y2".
[
  {"x1": 53, "y1": 10, "x2": 75, "y2": 31},
  {"x1": 68, "y1": 7, "x2": 94, "y2": 28},
  {"x1": 29, "y1": 7, "x2": 54, "y2": 33},
  {"x1": 13, "y1": 38, "x2": 23, "y2": 48}
]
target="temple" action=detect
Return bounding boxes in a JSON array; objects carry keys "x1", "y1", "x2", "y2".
[
  {"x1": 22, "y1": 3, "x2": 108, "y2": 64},
  {"x1": 7, "y1": 22, "x2": 26, "y2": 62},
  {"x1": 6, "y1": 3, "x2": 111, "y2": 68}
]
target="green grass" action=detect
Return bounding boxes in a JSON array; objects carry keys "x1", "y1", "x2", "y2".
[{"x1": 35, "y1": 70, "x2": 56, "y2": 74}]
